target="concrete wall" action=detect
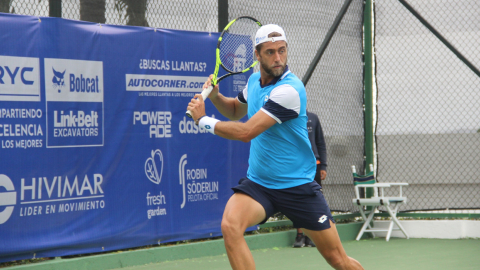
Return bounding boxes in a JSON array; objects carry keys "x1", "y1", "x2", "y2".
[{"x1": 372, "y1": 220, "x2": 480, "y2": 239}]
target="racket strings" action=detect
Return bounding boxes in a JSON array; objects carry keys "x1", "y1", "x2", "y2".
[{"x1": 219, "y1": 19, "x2": 259, "y2": 73}]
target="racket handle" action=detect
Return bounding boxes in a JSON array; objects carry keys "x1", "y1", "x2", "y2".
[{"x1": 186, "y1": 85, "x2": 214, "y2": 118}]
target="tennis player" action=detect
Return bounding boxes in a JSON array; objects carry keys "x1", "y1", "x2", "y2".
[{"x1": 187, "y1": 24, "x2": 363, "y2": 270}]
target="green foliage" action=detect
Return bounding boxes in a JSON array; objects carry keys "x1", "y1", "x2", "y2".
[
  {"x1": 0, "y1": 257, "x2": 53, "y2": 268},
  {"x1": 114, "y1": 0, "x2": 149, "y2": 26}
]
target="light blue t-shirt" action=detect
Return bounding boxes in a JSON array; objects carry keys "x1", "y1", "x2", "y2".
[{"x1": 237, "y1": 67, "x2": 316, "y2": 189}]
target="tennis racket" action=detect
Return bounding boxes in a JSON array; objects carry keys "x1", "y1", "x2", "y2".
[{"x1": 186, "y1": 16, "x2": 262, "y2": 118}]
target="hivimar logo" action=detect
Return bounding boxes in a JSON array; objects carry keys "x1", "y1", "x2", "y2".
[
  {"x1": 0, "y1": 173, "x2": 105, "y2": 224},
  {"x1": 0, "y1": 175, "x2": 16, "y2": 224}
]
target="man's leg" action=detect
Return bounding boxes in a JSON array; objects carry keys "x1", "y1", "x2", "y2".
[
  {"x1": 221, "y1": 193, "x2": 266, "y2": 270},
  {"x1": 303, "y1": 220, "x2": 364, "y2": 270},
  {"x1": 293, "y1": 228, "x2": 305, "y2": 247}
]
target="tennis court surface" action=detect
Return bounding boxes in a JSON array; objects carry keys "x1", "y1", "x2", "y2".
[{"x1": 115, "y1": 238, "x2": 478, "y2": 270}]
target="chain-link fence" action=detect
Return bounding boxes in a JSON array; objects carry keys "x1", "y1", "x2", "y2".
[
  {"x1": 375, "y1": 0, "x2": 480, "y2": 212},
  {"x1": 4, "y1": 0, "x2": 219, "y2": 31},
  {"x1": 2, "y1": 0, "x2": 365, "y2": 212}
]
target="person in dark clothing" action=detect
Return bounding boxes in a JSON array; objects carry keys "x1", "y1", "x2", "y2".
[
  {"x1": 293, "y1": 110, "x2": 327, "y2": 248},
  {"x1": 307, "y1": 110, "x2": 327, "y2": 186}
]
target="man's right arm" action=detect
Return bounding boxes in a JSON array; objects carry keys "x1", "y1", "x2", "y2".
[
  {"x1": 203, "y1": 75, "x2": 248, "y2": 121},
  {"x1": 210, "y1": 92, "x2": 247, "y2": 121}
]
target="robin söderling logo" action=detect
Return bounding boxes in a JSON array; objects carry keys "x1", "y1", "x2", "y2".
[{"x1": 179, "y1": 154, "x2": 218, "y2": 209}]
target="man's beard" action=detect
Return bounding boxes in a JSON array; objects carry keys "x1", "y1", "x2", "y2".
[{"x1": 261, "y1": 59, "x2": 286, "y2": 77}]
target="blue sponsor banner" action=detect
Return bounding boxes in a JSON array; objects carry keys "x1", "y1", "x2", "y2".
[{"x1": 0, "y1": 13, "x2": 252, "y2": 262}]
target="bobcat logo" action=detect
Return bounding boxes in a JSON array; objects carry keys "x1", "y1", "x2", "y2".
[{"x1": 52, "y1": 68, "x2": 66, "y2": 92}]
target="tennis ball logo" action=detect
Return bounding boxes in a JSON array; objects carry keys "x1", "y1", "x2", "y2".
[
  {"x1": 0, "y1": 174, "x2": 16, "y2": 224},
  {"x1": 145, "y1": 149, "x2": 163, "y2": 185}
]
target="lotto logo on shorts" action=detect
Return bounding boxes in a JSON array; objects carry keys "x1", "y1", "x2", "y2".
[{"x1": 318, "y1": 215, "x2": 328, "y2": 223}]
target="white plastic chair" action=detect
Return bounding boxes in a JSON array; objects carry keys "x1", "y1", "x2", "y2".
[{"x1": 352, "y1": 164, "x2": 409, "y2": 241}]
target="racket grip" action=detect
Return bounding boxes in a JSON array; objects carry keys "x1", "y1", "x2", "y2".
[{"x1": 186, "y1": 85, "x2": 214, "y2": 118}]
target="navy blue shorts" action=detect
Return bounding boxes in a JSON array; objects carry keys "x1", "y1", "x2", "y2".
[{"x1": 232, "y1": 178, "x2": 335, "y2": 231}]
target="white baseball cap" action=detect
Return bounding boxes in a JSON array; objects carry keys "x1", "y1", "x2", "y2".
[{"x1": 254, "y1": 24, "x2": 287, "y2": 47}]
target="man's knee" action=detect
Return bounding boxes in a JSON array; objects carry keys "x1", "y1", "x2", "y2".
[
  {"x1": 322, "y1": 250, "x2": 347, "y2": 269},
  {"x1": 221, "y1": 217, "x2": 245, "y2": 238}
]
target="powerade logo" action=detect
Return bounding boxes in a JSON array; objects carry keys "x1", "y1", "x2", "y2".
[
  {"x1": 45, "y1": 59, "x2": 104, "y2": 148},
  {"x1": 133, "y1": 111, "x2": 172, "y2": 138},
  {"x1": 0, "y1": 56, "x2": 40, "y2": 102}
]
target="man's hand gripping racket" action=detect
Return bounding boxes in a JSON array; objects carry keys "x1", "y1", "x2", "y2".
[
  {"x1": 185, "y1": 16, "x2": 262, "y2": 119},
  {"x1": 187, "y1": 75, "x2": 217, "y2": 121}
]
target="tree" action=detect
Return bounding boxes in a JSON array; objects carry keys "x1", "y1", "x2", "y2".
[
  {"x1": 0, "y1": 0, "x2": 62, "y2": 17},
  {"x1": 80, "y1": 0, "x2": 106, "y2": 24},
  {"x1": 0, "y1": 0, "x2": 12, "y2": 13},
  {"x1": 115, "y1": 0, "x2": 149, "y2": 27}
]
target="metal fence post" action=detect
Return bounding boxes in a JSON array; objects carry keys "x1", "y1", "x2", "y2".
[
  {"x1": 218, "y1": 0, "x2": 228, "y2": 32},
  {"x1": 364, "y1": 0, "x2": 374, "y2": 175},
  {"x1": 49, "y1": 0, "x2": 62, "y2": 18},
  {"x1": 301, "y1": 0, "x2": 354, "y2": 86}
]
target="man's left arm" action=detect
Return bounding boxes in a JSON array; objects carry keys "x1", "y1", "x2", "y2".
[{"x1": 213, "y1": 110, "x2": 276, "y2": 142}]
